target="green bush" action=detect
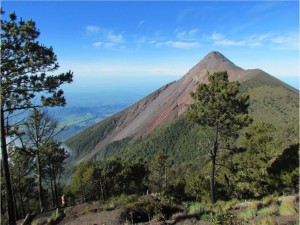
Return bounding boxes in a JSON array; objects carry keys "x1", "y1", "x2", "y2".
[
  {"x1": 188, "y1": 202, "x2": 206, "y2": 215},
  {"x1": 201, "y1": 211, "x2": 243, "y2": 225},
  {"x1": 237, "y1": 208, "x2": 257, "y2": 220},
  {"x1": 279, "y1": 202, "x2": 298, "y2": 216},
  {"x1": 47, "y1": 208, "x2": 65, "y2": 225},
  {"x1": 261, "y1": 195, "x2": 279, "y2": 206},
  {"x1": 129, "y1": 197, "x2": 180, "y2": 220},
  {"x1": 104, "y1": 194, "x2": 138, "y2": 210},
  {"x1": 258, "y1": 204, "x2": 279, "y2": 216},
  {"x1": 257, "y1": 216, "x2": 278, "y2": 225}
]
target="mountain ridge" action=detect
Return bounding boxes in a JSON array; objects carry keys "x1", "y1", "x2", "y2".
[{"x1": 65, "y1": 51, "x2": 299, "y2": 164}]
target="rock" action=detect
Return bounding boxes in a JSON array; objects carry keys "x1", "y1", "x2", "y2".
[{"x1": 118, "y1": 207, "x2": 150, "y2": 224}]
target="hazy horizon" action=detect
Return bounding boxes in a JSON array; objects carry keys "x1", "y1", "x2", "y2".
[{"x1": 3, "y1": 1, "x2": 299, "y2": 94}]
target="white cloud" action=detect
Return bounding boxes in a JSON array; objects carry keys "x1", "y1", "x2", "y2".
[
  {"x1": 211, "y1": 32, "x2": 246, "y2": 46},
  {"x1": 269, "y1": 32, "x2": 299, "y2": 50},
  {"x1": 92, "y1": 42, "x2": 116, "y2": 48},
  {"x1": 152, "y1": 40, "x2": 201, "y2": 49},
  {"x1": 166, "y1": 41, "x2": 200, "y2": 49},
  {"x1": 107, "y1": 32, "x2": 124, "y2": 43},
  {"x1": 211, "y1": 31, "x2": 299, "y2": 50},
  {"x1": 176, "y1": 29, "x2": 199, "y2": 40},
  {"x1": 85, "y1": 25, "x2": 125, "y2": 48}
]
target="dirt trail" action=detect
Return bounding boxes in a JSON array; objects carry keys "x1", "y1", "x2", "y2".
[{"x1": 57, "y1": 208, "x2": 122, "y2": 225}]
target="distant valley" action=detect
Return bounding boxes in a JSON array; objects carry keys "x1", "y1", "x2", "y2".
[
  {"x1": 52, "y1": 76, "x2": 179, "y2": 140},
  {"x1": 49, "y1": 104, "x2": 126, "y2": 141}
]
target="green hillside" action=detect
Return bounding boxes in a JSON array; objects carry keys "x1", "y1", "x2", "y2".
[
  {"x1": 94, "y1": 115, "x2": 206, "y2": 163},
  {"x1": 240, "y1": 70, "x2": 299, "y2": 127},
  {"x1": 65, "y1": 71, "x2": 299, "y2": 172},
  {"x1": 65, "y1": 114, "x2": 119, "y2": 159}
]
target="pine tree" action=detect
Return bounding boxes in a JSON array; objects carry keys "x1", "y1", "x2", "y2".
[
  {"x1": 8, "y1": 145, "x2": 34, "y2": 219},
  {"x1": 43, "y1": 139, "x2": 69, "y2": 208},
  {"x1": 23, "y1": 108, "x2": 64, "y2": 212},
  {"x1": 1, "y1": 10, "x2": 73, "y2": 224},
  {"x1": 187, "y1": 71, "x2": 252, "y2": 203}
]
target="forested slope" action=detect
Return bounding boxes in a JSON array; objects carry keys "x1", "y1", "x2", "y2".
[{"x1": 65, "y1": 52, "x2": 299, "y2": 169}]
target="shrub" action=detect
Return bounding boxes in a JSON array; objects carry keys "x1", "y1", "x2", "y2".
[
  {"x1": 201, "y1": 211, "x2": 243, "y2": 225},
  {"x1": 237, "y1": 208, "x2": 257, "y2": 220},
  {"x1": 188, "y1": 202, "x2": 206, "y2": 215},
  {"x1": 103, "y1": 194, "x2": 138, "y2": 210},
  {"x1": 127, "y1": 196, "x2": 181, "y2": 221},
  {"x1": 31, "y1": 218, "x2": 48, "y2": 225},
  {"x1": 118, "y1": 206, "x2": 150, "y2": 224},
  {"x1": 279, "y1": 202, "x2": 298, "y2": 216},
  {"x1": 47, "y1": 208, "x2": 65, "y2": 225},
  {"x1": 223, "y1": 198, "x2": 240, "y2": 210},
  {"x1": 257, "y1": 204, "x2": 279, "y2": 216},
  {"x1": 257, "y1": 216, "x2": 278, "y2": 225},
  {"x1": 261, "y1": 195, "x2": 279, "y2": 207}
]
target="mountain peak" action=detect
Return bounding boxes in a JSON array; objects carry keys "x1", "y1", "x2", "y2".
[
  {"x1": 203, "y1": 51, "x2": 233, "y2": 64},
  {"x1": 185, "y1": 51, "x2": 244, "y2": 82},
  {"x1": 66, "y1": 51, "x2": 299, "y2": 164},
  {"x1": 205, "y1": 51, "x2": 225, "y2": 58}
]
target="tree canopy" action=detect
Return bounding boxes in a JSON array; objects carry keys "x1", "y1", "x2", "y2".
[
  {"x1": 1, "y1": 10, "x2": 73, "y2": 224},
  {"x1": 187, "y1": 71, "x2": 252, "y2": 203}
]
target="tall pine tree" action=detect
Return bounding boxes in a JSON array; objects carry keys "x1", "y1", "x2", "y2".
[
  {"x1": 1, "y1": 10, "x2": 73, "y2": 224},
  {"x1": 187, "y1": 71, "x2": 252, "y2": 203}
]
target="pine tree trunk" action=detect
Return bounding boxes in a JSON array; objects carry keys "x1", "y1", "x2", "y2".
[
  {"x1": 100, "y1": 177, "x2": 105, "y2": 201},
  {"x1": 13, "y1": 189, "x2": 19, "y2": 220},
  {"x1": 210, "y1": 125, "x2": 219, "y2": 204},
  {"x1": 0, "y1": 107, "x2": 17, "y2": 225},
  {"x1": 36, "y1": 151, "x2": 44, "y2": 212},
  {"x1": 52, "y1": 167, "x2": 58, "y2": 207},
  {"x1": 19, "y1": 191, "x2": 25, "y2": 219},
  {"x1": 164, "y1": 161, "x2": 168, "y2": 193},
  {"x1": 26, "y1": 189, "x2": 30, "y2": 213},
  {"x1": 17, "y1": 173, "x2": 25, "y2": 219},
  {"x1": 49, "y1": 174, "x2": 55, "y2": 208},
  {"x1": 210, "y1": 153, "x2": 216, "y2": 204}
]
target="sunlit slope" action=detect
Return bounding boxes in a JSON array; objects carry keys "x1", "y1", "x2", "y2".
[{"x1": 65, "y1": 51, "x2": 299, "y2": 165}]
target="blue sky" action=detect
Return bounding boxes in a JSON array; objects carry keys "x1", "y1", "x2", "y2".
[{"x1": 2, "y1": 1, "x2": 299, "y2": 91}]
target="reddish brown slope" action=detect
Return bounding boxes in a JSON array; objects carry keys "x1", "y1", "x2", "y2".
[{"x1": 81, "y1": 51, "x2": 247, "y2": 161}]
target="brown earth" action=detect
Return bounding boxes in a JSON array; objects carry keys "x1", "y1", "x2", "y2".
[
  {"x1": 18, "y1": 195, "x2": 299, "y2": 225},
  {"x1": 57, "y1": 206, "x2": 122, "y2": 225}
]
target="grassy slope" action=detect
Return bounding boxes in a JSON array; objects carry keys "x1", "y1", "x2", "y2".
[
  {"x1": 65, "y1": 73, "x2": 299, "y2": 169},
  {"x1": 240, "y1": 72, "x2": 299, "y2": 127}
]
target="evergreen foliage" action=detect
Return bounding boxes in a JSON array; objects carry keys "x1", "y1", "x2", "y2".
[
  {"x1": 62, "y1": 73, "x2": 299, "y2": 209},
  {"x1": 65, "y1": 71, "x2": 299, "y2": 167},
  {"x1": 65, "y1": 116, "x2": 118, "y2": 158},
  {"x1": 187, "y1": 71, "x2": 252, "y2": 203},
  {"x1": 1, "y1": 7, "x2": 299, "y2": 224},
  {"x1": 66, "y1": 158, "x2": 149, "y2": 204},
  {"x1": 267, "y1": 143, "x2": 299, "y2": 194},
  {"x1": 7, "y1": 145, "x2": 35, "y2": 219},
  {"x1": 97, "y1": 115, "x2": 209, "y2": 165},
  {"x1": 43, "y1": 139, "x2": 70, "y2": 207},
  {"x1": 22, "y1": 108, "x2": 65, "y2": 212},
  {"x1": 229, "y1": 123, "x2": 299, "y2": 199},
  {"x1": 70, "y1": 162, "x2": 96, "y2": 202},
  {"x1": 231, "y1": 122, "x2": 277, "y2": 198},
  {"x1": 1, "y1": 10, "x2": 73, "y2": 224}
]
